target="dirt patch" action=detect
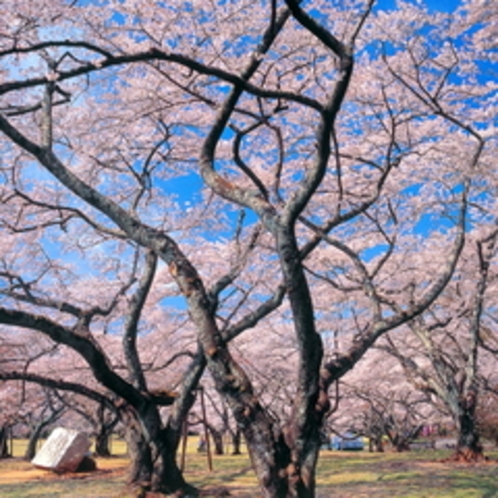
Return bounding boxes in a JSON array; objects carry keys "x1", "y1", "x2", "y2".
[
  {"x1": 0, "y1": 457, "x2": 128, "y2": 485},
  {"x1": 0, "y1": 464, "x2": 49, "y2": 485}
]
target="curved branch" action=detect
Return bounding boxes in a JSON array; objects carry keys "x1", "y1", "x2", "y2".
[
  {"x1": 199, "y1": 8, "x2": 292, "y2": 226},
  {"x1": 320, "y1": 186, "x2": 468, "y2": 386},
  {"x1": 284, "y1": 0, "x2": 348, "y2": 57},
  {"x1": 223, "y1": 284, "x2": 286, "y2": 342},
  {"x1": 0, "y1": 371, "x2": 116, "y2": 412},
  {"x1": 0, "y1": 307, "x2": 145, "y2": 408},
  {"x1": 279, "y1": 3, "x2": 356, "y2": 226},
  {"x1": 0, "y1": 45, "x2": 322, "y2": 111},
  {"x1": 123, "y1": 249, "x2": 158, "y2": 391}
]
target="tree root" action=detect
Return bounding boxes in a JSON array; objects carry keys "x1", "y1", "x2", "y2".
[
  {"x1": 444, "y1": 448, "x2": 488, "y2": 463},
  {"x1": 131, "y1": 485, "x2": 230, "y2": 498},
  {"x1": 127, "y1": 482, "x2": 201, "y2": 498}
]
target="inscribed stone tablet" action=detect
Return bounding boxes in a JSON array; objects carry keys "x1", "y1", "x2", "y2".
[{"x1": 32, "y1": 427, "x2": 90, "y2": 473}]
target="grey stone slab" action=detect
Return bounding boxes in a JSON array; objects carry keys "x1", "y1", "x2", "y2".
[{"x1": 32, "y1": 427, "x2": 91, "y2": 473}]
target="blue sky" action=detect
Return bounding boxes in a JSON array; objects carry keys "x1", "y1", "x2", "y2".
[{"x1": 376, "y1": 0, "x2": 461, "y2": 12}]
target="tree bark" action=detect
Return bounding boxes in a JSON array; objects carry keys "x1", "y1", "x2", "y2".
[
  {"x1": 95, "y1": 429, "x2": 112, "y2": 457},
  {"x1": 24, "y1": 423, "x2": 46, "y2": 461},
  {"x1": 208, "y1": 426, "x2": 224, "y2": 456},
  {"x1": 451, "y1": 392, "x2": 485, "y2": 462},
  {"x1": 231, "y1": 428, "x2": 242, "y2": 455},
  {"x1": 94, "y1": 403, "x2": 119, "y2": 457},
  {"x1": 0, "y1": 426, "x2": 11, "y2": 459},
  {"x1": 121, "y1": 403, "x2": 197, "y2": 496}
]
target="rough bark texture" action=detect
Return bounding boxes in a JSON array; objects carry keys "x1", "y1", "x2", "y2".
[
  {"x1": 121, "y1": 404, "x2": 196, "y2": 496},
  {"x1": 450, "y1": 393, "x2": 486, "y2": 462}
]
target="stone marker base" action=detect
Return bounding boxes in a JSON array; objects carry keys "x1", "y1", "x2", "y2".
[{"x1": 76, "y1": 455, "x2": 97, "y2": 472}]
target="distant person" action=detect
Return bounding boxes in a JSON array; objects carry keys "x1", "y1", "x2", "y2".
[{"x1": 197, "y1": 435, "x2": 206, "y2": 453}]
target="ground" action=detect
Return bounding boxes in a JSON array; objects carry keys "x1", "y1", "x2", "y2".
[{"x1": 0, "y1": 440, "x2": 497, "y2": 497}]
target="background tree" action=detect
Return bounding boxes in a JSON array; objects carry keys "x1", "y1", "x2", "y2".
[
  {"x1": 56, "y1": 395, "x2": 119, "y2": 457},
  {"x1": 379, "y1": 228, "x2": 497, "y2": 461},
  {"x1": 21, "y1": 388, "x2": 66, "y2": 461},
  {"x1": 329, "y1": 347, "x2": 437, "y2": 453},
  {"x1": 348, "y1": 385, "x2": 431, "y2": 452},
  {"x1": 0, "y1": 235, "x2": 278, "y2": 494},
  {"x1": 477, "y1": 385, "x2": 498, "y2": 448}
]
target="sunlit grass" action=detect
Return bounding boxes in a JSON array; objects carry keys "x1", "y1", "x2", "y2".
[
  {"x1": 1, "y1": 439, "x2": 497, "y2": 497},
  {"x1": 315, "y1": 448, "x2": 498, "y2": 498}
]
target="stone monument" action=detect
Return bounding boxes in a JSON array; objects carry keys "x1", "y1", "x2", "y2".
[{"x1": 32, "y1": 427, "x2": 91, "y2": 473}]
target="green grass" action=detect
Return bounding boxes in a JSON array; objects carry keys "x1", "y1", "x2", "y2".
[
  {"x1": 315, "y1": 449, "x2": 498, "y2": 498},
  {"x1": 1, "y1": 440, "x2": 497, "y2": 497}
]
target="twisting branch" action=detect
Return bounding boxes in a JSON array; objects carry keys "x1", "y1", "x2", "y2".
[
  {"x1": 122, "y1": 249, "x2": 158, "y2": 391},
  {"x1": 300, "y1": 216, "x2": 382, "y2": 322},
  {"x1": 199, "y1": 7, "x2": 292, "y2": 224},
  {"x1": 0, "y1": 45, "x2": 322, "y2": 111},
  {"x1": 320, "y1": 182, "x2": 467, "y2": 385},
  {"x1": 0, "y1": 371, "x2": 116, "y2": 412},
  {"x1": 208, "y1": 215, "x2": 262, "y2": 310},
  {"x1": 0, "y1": 307, "x2": 150, "y2": 409}
]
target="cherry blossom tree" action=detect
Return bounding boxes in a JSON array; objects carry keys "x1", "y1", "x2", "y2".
[
  {"x1": 477, "y1": 386, "x2": 498, "y2": 447},
  {"x1": 0, "y1": 330, "x2": 58, "y2": 458},
  {"x1": 344, "y1": 382, "x2": 432, "y2": 452},
  {"x1": 0, "y1": 0, "x2": 496, "y2": 497},
  {"x1": 21, "y1": 388, "x2": 66, "y2": 460},
  {"x1": 0, "y1": 236, "x2": 275, "y2": 494},
  {"x1": 327, "y1": 345, "x2": 438, "y2": 453},
  {"x1": 378, "y1": 227, "x2": 498, "y2": 461},
  {"x1": 0, "y1": 383, "x2": 16, "y2": 458}
]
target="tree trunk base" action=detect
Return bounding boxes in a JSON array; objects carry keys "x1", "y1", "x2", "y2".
[
  {"x1": 445, "y1": 448, "x2": 488, "y2": 463},
  {"x1": 128, "y1": 482, "x2": 203, "y2": 498},
  {"x1": 198, "y1": 487, "x2": 231, "y2": 497}
]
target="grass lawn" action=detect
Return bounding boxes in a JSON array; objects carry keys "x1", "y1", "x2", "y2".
[{"x1": 0, "y1": 440, "x2": 497, "y2": 497}]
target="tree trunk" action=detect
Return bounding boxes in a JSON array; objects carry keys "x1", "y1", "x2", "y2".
[
  {"x1": 95, "y1": 429, "x2": 112, "y2": 457},
  {"x1": 393, "y1": 439, "x2": 410, "y2": 452},
  {"x1": 122, "y1": 406, "x2": 153, "y2": 487},
  {"x1": 452, "y1": 394, "x2": 485, "y2": 462},
  {"x1": 203, "y1": 225, "x2": 325, "y2": 497},
  {"x1": 441, "y1": 388, "x2": 485, "y2": 463},
  {"x1": 24, "y1": 423, "x2": 46, "y2": 461},
  {"x1": 0, "y1": 426, "x2": 11, "y2": 458},
  {"x1": 240, "y1": 422, "x2": 322, "y2": 498},
  {"x1": 208, "y1": 426, "x2": 224, "y2": 455},
  {"x1": 231, "y1": 428, "x2": 242, "y2": 455},
  {"x1": 369, "y1": 435, "x2": 384, "y2": 453},
  {"x1": 287, "y1": 433, "x2": 321, "y2": 498},
  {"x1": 386, "y1": 430, "x2": 409, "y2": 453},
  {"x1": 94, "y1": 404, "x2": 119, "y2": 457},
  {"x1": 120, "y1": 404, "x2": 197, "y2": 496}
]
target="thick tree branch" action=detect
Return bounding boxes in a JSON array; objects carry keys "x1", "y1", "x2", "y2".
[
  {"x1": 0, "y1": 371, "x2": 116, "y2": 412},
  {"x1": 123, "y1": 250, "x2": 158, "y2": 392},
  {"x1": 0, "y1": 307, "x2": 149, "y2": 408}
]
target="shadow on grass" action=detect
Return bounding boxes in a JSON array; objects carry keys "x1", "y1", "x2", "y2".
[
  {"x1": 316, "y1": 450, "x2": 498, "y2": 498},
  {"x1": 1, "y1": 448, "x2": 497, "y2": 497}
]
